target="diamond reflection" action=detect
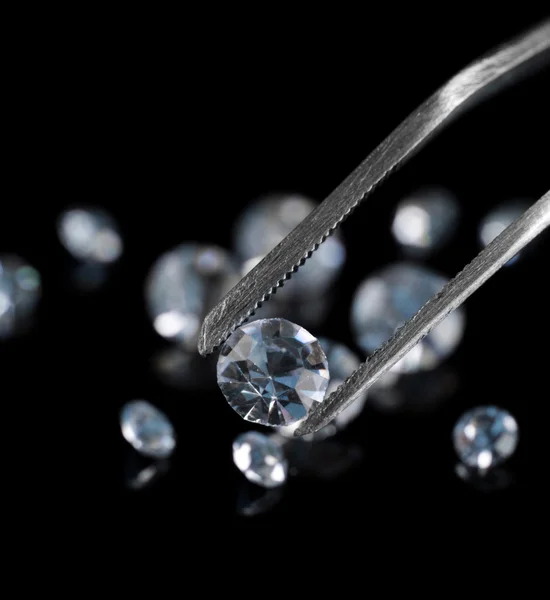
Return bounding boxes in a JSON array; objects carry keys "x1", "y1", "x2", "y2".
[
  {"x1": 124, "y1": 450, "x2": 171, "y2": 491},
  {"x1": 455, "y1": 463, "x2": 514, "y2": 493},
  {"x1": 236, "y1": 482, "x2": 284, "y2": 517},
  {"x1": 151, "y1": 346, "x2": 217, "y2": 391}
]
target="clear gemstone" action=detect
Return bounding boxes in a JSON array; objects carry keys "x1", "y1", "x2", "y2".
[
  {"x1": 57, "y1": 207, "x2": 123, "y2": 264},
  {"x1": 279, "y1": 338, "x2": 366, "y2": 440},
  {"x1": 391, "y1": 187, "x2": 459, "y2": 255},
  {"x1": 120, "y1": 400, "x2": 176, "y2": 459},
  {"x1": 351, "y1": 263, "x2": 465, "y2": 373},
  {"x1": 145, "y1": 243, "x2": 239, "y2": 350},
  {"x1": 217, "y1": 318, "x2": 330, "y2": 426},
  {"x1": 233, "y1": 194, "x2": 346, "y2": 298},
  {"x1": 232, "y1": 431, "x2": 288, "y2": 488},
  {"x1": 0, "y1": 255, "x2": 41, "y2": 339},
  {"x1": 479, "y1": 200, "x2": 530, "y2": 266},
  {"x1": 453, "y1": 406, "x2": 518, "y2": 469}
]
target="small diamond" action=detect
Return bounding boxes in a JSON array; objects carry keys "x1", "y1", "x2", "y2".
[
  {"x1": 233, "y1": 431, "x2": 288, "y2": 488},
  {"x1": 217, "y1": 318, "x2": 330, "y2": 426},
  {"x1": 453, "y1": 406, "x2": 518, "y2": 470},
  {"x1": 120, "y1": 400, "x2": 176, "y2": 459},
  {"x1": 479, "y1": 200, "x2": 530, "y2": 266},
  {"x1": 392, "y1": 187, "x2": 459, "y2": 255},
  {"x1": 0, "y1": 255, "x2": 41, "y2": 339},
  {"x1": 351, "y1": 263, "x2": 465, "y2": 373},
  {"x1": 57, "y1": 207, "x2": 123, "y2": 264},
  {"x1": 233, "y1": 194, "x2": 346, "y2": 298},
  {"x1": 145, "y1": 243, "x2": 239, "y2": 350},
  {"x1": 279, "y1": 338, "x2": 366, "y2": 440}
]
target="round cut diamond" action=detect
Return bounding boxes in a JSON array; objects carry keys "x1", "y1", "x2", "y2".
[
  {"x1": 145, "y1": 243, "x2": 239, "y2": 350},
  {"x1": 279, "y1": 338, "x2": 366, "y2": 440},
  {"x1": 453, "y1": 406, "x2": 518, "y2": 470},
  {"x1": 233, "y1": 431, "x2": 288, "y2": 488},
  {"x1": 233, "y1": 194, "x2": 346, "y2": 298},
  {"x1": 217, "y1": 318, "x2": 330, "y2": 426},
  {"x1": 351, "y1": 262, "x2": 465, "y2": 373},
  {"x1": 57, "y1": 206, "x2": 123, "y2": 264},
  {"x1": 391, "y1": 187, "x2": 459, "y2": 255},
  {"x1": 0, "y1": 255, "x2": 41, "y2": 339},
  {"x1": 120, "y1": 400, "x2": 176, "y2": 459}
]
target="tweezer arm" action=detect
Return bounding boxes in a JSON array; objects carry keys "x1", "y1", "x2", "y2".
[
  {"x1": 296, "y1": 191, "x2": 550, "y2": 435},
  {"x1": 199, "y1": 19, "x2": 550, "y2": 356}
]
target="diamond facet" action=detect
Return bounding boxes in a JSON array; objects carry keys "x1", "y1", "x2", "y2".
[
  {"x1": 57, "y1": 207, "x2": 123, "y2": 264},
  {"x1": 233, "y1": 194, "x2": 346, "y2": 298},
  {"x1": 391, "y1": 187, "x2": 459, "y2": 255},
  {"x1": 217, "y1": 318, "x2": 330, "y2": 426},
  {"x1": 232, "y1": 431, "x2": 288, "y2": 488},
  {"x1": 0, "y1": 255, "x2": 41, "y2": 339},
  {"x1": 120, "y1": 400, "x2": 176, "y2": 459},
  {"x1": 145, "y1": 243, "x2": 239, "y2": 350},
  {"x1": 453, "y1": 406, "x2": 518, "y2": 470},
  {"x1": 279, "y1": 338, "x2": 366, "y2": 439},
  {"x1": 351, "y1": 263, "x2": 465, "y2": 373}
]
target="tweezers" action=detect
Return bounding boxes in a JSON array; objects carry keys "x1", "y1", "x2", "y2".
[{"x1": 199, "y1": 20, "x2": 550, "y2": 436}]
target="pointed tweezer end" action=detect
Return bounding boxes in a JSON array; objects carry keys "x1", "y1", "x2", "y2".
[{"x1": 198, "y1": 308, "x2": 220, "y2": 357}]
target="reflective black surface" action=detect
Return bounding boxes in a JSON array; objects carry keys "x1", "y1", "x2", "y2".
[{"x1": 3, "y1": 12, "x2": 547, "y2": 537}]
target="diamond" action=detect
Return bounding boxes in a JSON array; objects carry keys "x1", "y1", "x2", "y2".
[
  {"x1": 233, "y1": 194, "x2": 346, "y2": 298},
  {"x1": 391, "y1": 187, "x2": 459, "y2": 255},
  {"x1": 351, "y1": 262, "x2": 465, "y2": 373},
  {"x1": 145, "y1": 243, "x2": 239, "y2": 350},
  {"x1": 453, "y1": 406, "x2": 518, "y2": 470},
  {"x1": 232, "y1": 431, "x2": 288, "y2": 488},
  {"x1": 120, "y1": 400, "x2": 176, "y2": 459},
  {"x1": 479, "y1": 200, "x2": 530, "y2": 266},
  {"x1": 217, "y1": 318, "x2": 330, "y2": 426},
  {"x1": 0, "y1": 255, "x2": 41, "y2": 339},
  {"x1": 279, "y1": 338, "x2": 366, "y2": 440},
  {"x1": 57, "y1": 206, "x2": 123, "y2": 264}
]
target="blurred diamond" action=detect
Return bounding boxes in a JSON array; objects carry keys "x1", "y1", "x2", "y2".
[
  {"x1": 233, "y1": 194, "x2": 346, "y2": 298},
  {"x1": 0, "y1": 255, "x2": 41, "y2": 339},
  {"x1": 145, "y1": 243, "x2": 239, "y2": 350},
  {"x1": 392, "y1": 187, "x2": 459, "y2": 255},
  {"x1": 120, "y1": 400, "x2": 176, "y2": 459},
  {"x1": 233, "y1": 431, "x2": 288, "y2": 488},
  {"x1": 453, "y1": 406, "x2": 518, "y2": 470},
  {"x1": 279, "y1": 338, "x2": 366, "y2": 440},
  {"x1": 58, "y1": 207, "x2": 123, "y2": 264},
  {"x1": 479, "y1": 200, "x2": 530, "y2": 266},
  {"x1": 217, "y1": 318, "x2": 330, "y2": 426},
  {"x1": 351, "y1": 263, "x2": 465, "y2": 373}
]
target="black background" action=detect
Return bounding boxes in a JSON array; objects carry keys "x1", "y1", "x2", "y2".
[{"x1": 2, "y1": 11, "x2": 548, "y2": 538}]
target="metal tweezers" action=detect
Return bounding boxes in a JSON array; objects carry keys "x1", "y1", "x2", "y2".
[{"x1": 199, "y1": 20, "x2": 550, "y2": 436}]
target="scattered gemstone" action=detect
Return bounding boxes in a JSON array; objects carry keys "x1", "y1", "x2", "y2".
[
  {"x1": 0, "y1": 255, "x2": 41, "y2": 339},
  {"x1": 145, "y1": 243, "x2": 239, "y2": 350},
  {"x1": 232, "y1": 431, "x2": 288, "y2": 488},
  {"x1": 279, "y1": 338, "x2": 366, "y2": 440},
  {"x1": 233, "y1": 194, "x2": 346, "y2": 298},
  {"x1": 453, "y1": 406, "x2": 518, "y2": 470},
  {"x1": 479, "y1": 200, "x2": 531, "y2": 266},
  {"x1": 351, "y1": 262, "x2": 465, "y2": 373},
  {"x1": 57, "y1": 207, "x2": 123, "y2": 264},
  {"x1": 391, "y1": 187, "x2": 459, "y2": 255},
  {"x1": 120, "y1": 400, "x2": 176, "y2": 459},
  {"x1": 217, "y1": 318, "x2": 330, "y2": 426}
]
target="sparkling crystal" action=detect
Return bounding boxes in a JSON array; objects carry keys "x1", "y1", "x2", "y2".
[
  {"x1": 279, "y1": 338, "x2": 366, "y2": 440},
  {"x1": 351, "y1": 263, "x2": 465, "y2": 373},
  {"x1": 120, "y1": 400, "x2": 176, "y2": 459},
  {"x1": 233, "y1": 431, "x2": 288, "y2": 488},
  {"x1": 145, "y1": 243, "x2": 239, "y2": 350},
  {"x1": 217, "y1": 318, "x2": 330, "y2": 426},
  {"x1": 392, "y1": 187, "x2": 459, "y2": 255},
  {"x1": 453, "y1": 406, "x2": 518, "y2": 470},
  {"x1": 479, "y1": 200, "x2": 530, "y2": 266},
  {"x1": 0, "y1": 255, "x2": 41, "y2": 339},
  {"x1": 233, "y1": 194, "x2": 346, "y2": 297},
  {"x1": 57, "y1": 207, "x2": 123, "y2": 264}
]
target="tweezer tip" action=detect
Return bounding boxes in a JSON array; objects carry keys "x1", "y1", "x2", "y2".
[{"x1": 198, "y1": 310, "x2": 217, "y2": 357}]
